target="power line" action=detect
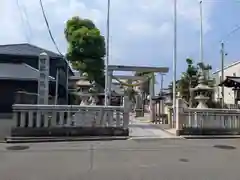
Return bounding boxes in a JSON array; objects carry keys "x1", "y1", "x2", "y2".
[
  {"x1": 39, "y1": 0, "x2": 72, "y2": 104},
  {"x1": 221, "y1": 24, "x2": 240, "y2": 43},
  {"x1": 39, "y1": 0, "x2": 62, "y2": 56},
  {"x1": 39, "y1": 0, "x2": 77, "y2": 104}
]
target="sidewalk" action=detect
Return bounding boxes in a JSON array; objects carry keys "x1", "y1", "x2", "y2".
[{"x1": 129, "y1": 115, "x2": 179, "y2": 139}]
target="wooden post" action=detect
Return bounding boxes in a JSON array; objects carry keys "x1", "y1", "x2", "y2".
[
  {"x1": 123, "y1": 96, "x2": 130, "y2": 129},
  {"x1": 135, "y1": 94, "x2": 142, "y2": 117},
  {"x1": 149, "y1": 73, "x2": 155, "y2": 123}
]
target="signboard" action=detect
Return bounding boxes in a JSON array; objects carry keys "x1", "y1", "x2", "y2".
[{"x1": 37, "y1": 52, "x2": 49, "y2": 105}]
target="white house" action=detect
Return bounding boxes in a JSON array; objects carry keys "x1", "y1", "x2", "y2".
[{"x1": 212, "y1": 61, "x2": 240, "y2": 104}]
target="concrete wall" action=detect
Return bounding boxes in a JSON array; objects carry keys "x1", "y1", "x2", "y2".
[
  {"x1": 0, "y1": 80, "x2": 38, "y2": 113},
  {"x1": 0, "y1": 54, "x2": 71, "y2": 104},
  {"x1": 0, "y1": 118, "x2": 15, "y2": 140}
]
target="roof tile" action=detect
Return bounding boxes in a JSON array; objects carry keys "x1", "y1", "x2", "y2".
[{"x1": 0, "y1": 43, "x2": 62, "y2": 58}]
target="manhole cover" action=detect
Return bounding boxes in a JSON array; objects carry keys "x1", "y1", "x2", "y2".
[
  {"x1": 6, "y1": 145, "x2": 30, "y2": 151},
  {"x1": 213, "y1": 145, "x2": 236, "y2": 150},
  {"x1": 179, "y1": 158, "x2": 189, "y2": 162}
]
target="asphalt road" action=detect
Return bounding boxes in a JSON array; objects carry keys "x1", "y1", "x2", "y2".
[{"x1": 1, "y1": 138, "x2": 240, "y2": 180}]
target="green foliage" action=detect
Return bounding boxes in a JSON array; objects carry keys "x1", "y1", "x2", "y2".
[
  {"x1": 177, "y1": 58, "x2": 199, "y2": 103},
  {"x1": 177, "y1": 59, "x2": 215, "y2": 104},
  {"x1": 65, "y1": 16, "x2": 105, "y2": 86}
]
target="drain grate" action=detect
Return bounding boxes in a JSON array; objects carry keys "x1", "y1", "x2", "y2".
[
  {"x1": 213, "y1": 145, "x2": 236, "y2": 150},
  {"x1": 6, "y1": 145, "x2": 30, "y2": 151}
]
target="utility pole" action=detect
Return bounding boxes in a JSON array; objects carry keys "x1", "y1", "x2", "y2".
[
  {"x1": 221, "y1": 41, "x2": 225, "y2": 108},
  {"x1": 160, "y1": 74, "x2": 166, "y2": 96},
  {"x1": 173, "y1": 0, "x2": 177, "y2": 129},
  {"x1": 104, "y1": 0, "x2": 111, "y2": 106},
  {"x1": 199, "y1": 0, "x2": 203, "y2": 63}
]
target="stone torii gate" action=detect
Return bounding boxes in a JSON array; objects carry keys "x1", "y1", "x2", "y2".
[
  {"x1": 112, "y1": 75, "x2": 147, "y2": 115},
  {"x1": 107, "y1": 65, "x2": 169, "y2": 122}
]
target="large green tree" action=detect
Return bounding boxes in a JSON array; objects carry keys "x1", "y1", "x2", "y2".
[
  {"x1": 177, "y1": 58, "x2": 199, "y2": 103},
  {"x1": 176, "y1": 58, "x2": 217, "y2": 107},
  {"x1": 65, "y1": 16, "x2": 105, "y2": 86}
]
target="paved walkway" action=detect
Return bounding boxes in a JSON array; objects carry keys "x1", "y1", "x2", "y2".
[{"x1": 129, "y1": 115, "x2": 177, "y2": 139}]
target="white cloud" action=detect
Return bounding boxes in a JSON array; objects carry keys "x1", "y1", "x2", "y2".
[
  {"x1": 127, "y1": 22, "x2": 155, "y2": 36},
  {"x1": 0, "y1": 0, "x2": 215, "y2": 74},
  {"x1": 0, "y1": 0, "x2": 25, "y2": 43}
]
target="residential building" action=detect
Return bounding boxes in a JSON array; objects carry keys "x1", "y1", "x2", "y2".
[
  {"x1": 0, "y1": 43, "x2": 74, "y2": 113},
  {"x1": 212, "y1": 61, "x2": 240, "y2": 104}
]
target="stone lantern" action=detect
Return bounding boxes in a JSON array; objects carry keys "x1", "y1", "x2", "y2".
[{"x1": 191, "y1": 69, "x2": 213, "y2": 109}]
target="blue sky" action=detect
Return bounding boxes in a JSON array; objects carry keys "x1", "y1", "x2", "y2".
[
  {"x1": 2, "y1": 0, "x2": 240, "y2": 92},
  {"x1": 204, "y1": 1, "x2": 240, "y2": 68}
]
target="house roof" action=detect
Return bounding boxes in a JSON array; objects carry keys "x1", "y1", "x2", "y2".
[
  {"x1": 213, "y1": 60, "x2": 240, "y2": 74},
  {"x1": 0, "y1": 43, "x2": 75, "y2": 75},
  {"x1": 219, "y1": 76, "x2": 240, "y2": 88},
  {"x1": 0, "y1": 43, "x2": 62, "y2": 58},
  {"x1": 0, "y1": 63, "x2": 55, "y2": 81}
]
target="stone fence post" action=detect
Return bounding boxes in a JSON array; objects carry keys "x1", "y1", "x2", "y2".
[{"x1": 176, "y1": 98, "x2": 187, "y2": 136}]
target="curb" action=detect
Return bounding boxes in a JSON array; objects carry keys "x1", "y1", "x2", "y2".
[
  {"x1": 182, "y1": 135, "x2": 240, "y2": 139},
  {"x1": 5, "y1": 136, "x2": 130, "y2": 143},
  {"x1": 129, "y1": 136, "x2": 183, "y2": 140},
  {"x1": 162, "y1": 129, "x2": 178, "y2": 136}
]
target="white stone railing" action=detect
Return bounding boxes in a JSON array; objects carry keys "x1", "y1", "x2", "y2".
[
  {"x1": 180, "y1": 108, "x2": 240, "y2": 129},
  {"x1": 176, "y1": 98, "x2": 240, "y2": 134},
  {"x1": 12, "y1": 104, "x2": 129, "y2": 129}
]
